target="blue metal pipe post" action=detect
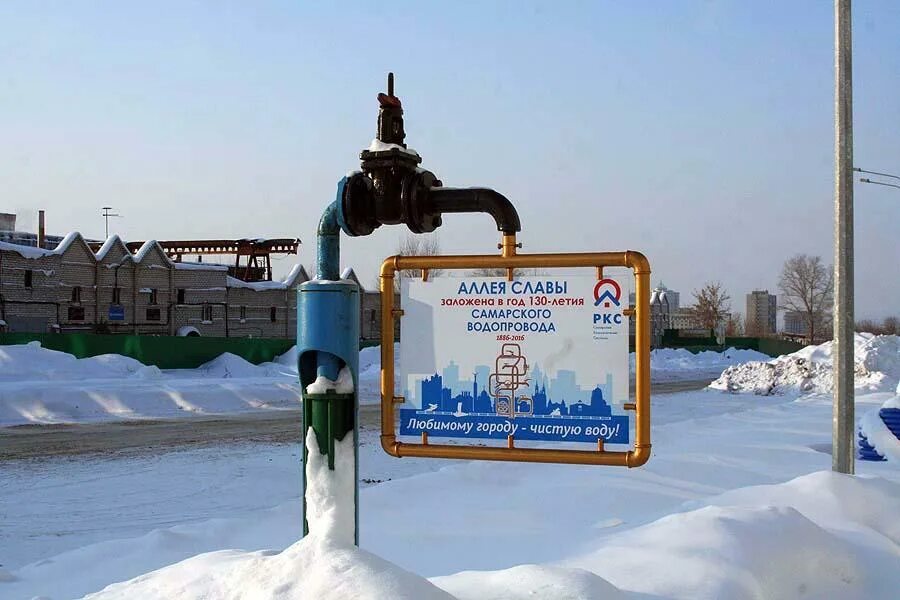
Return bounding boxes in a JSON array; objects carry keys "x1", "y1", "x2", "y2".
[{"x1": 297, "y1": 180, "x2": 360, "y2": 544}]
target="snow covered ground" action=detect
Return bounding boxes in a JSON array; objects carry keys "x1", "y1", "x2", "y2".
[
  {"x1": 2, "y1": 337, "x2": 899, "y2": 599},
  {"x1": 1, "y1": 342, "x2": 741, "y2": 427},
  {"x1": 712, "y1": 333, "x2": 900, "y2": 465},
  {"x1": 633, "y1": 346, "x2": 770, "y2": 381},
  {"x1": 0, "y1": 343, "x2": 388, "y2": 426},
  {"x1": 3, "y1": 389, "x2": 897, "y2": 599}
]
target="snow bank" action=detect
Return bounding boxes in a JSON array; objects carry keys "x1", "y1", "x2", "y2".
[
  {"x1": 197, "y1": 352, "x2": 293, "y2": 378},
  {"x1": 84, "y1": 382, "x2": 449, "y2": 600},
  {"x1": 70, "y1": 471, "x2": 900, "y2": 600},
  {"x1": 0, "y1": 342, "x2": 147, "y2": 381},
  {"x1": 84, "y1": 536, "x2": 454, "y2": 600},
  {"x1": 0, "y1": 342, "x2": 296, "y2": 383},
  {"x1": 565, "y1": 505, "x2": 861, "y2": 599},
  {"x1": 358, "y1": 345, "x2": 382, "y2": 379},
  {"x1": 631, "y1": 346, "x2": 769, "y2": 380},
  {"x1": 555, "y1": 470, "x2": 899, "y2": 599},
  {"x1": 711, "y1": 333, "x2": 900, "y2": 395},
  {"x1": 701, "y1": 470, "x2": 900, "y2": 546},
  {"x1": 0, "y1": 342, "x2": 304, "y2": 426},
  {"x1": 434, "y1": 564, "x2": 626, "y2": 600},
  {"x1": 275, "y1": 345, "x2": 299, "y2": 370},
  {"x1": 0, "y1": 342, "x2": 399, "y2": 426}
]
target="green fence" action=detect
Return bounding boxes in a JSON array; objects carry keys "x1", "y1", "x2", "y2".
[
  {"x1": 659, "y1": 330, "x2": 804, "y2": 357},
  {"x1": 0, "y1": 333, "x2": 297, "y2": 369},
  {"x1": 0, "y1": 330, "x2": 804, "y2": 369}
]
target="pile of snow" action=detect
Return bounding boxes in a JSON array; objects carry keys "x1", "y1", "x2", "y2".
[
  {"x1": 85, "y1": 536, "x2": 454, "y2": 600},
  {"x1": 711, "y1": 333, "x2": 900, "y2": 395},
  {"x1": 0, "y1": 342, "x2": 299, "y2": 383},
  {"x1": 358, "y1": 345, "x2": 382, "y2": 379},
  {"x1": 197, "y1": 352, "x2": 294, "y2": 379},
  {"x1": 0, "y1": 342, "x2": 305, "y2": 426},
  {"x1": 0, "y1": 342, "x2": 398, "y2": 426},
  {"x1": 70, "y1": 472, "x2": 900, "y2": 600},
  {"x1": 559, "y1": 471, "x2": 900, "y2": 599},
  {"x1": 0, "y1": 342, "x2": 148, "y2": 381},
  {"x1": 275, "y1": 345, "x2": 299, "y2": 370},
  {"x1": 632, "y1": 346, "x2": 769, "y2": 380}
]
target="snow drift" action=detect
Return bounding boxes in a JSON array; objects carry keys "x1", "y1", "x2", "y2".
[
  {"x1": 78, "y1": 471, "x2": 899, "y2": 600},
  {"x1": 0, "y1": 342, "x2": 304, "y2": 426},
  {"x1": 710, "y1": 333, "x2": 900, "y2": 395},
  {"x1": 631, "y1": 346, "x2": 769, "y2": 381},
  {"x1": 84, "y1": 536, "x2": 455, "y2": 600}
]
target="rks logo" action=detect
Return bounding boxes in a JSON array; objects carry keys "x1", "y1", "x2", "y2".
[
  {"x1": 593, "y1": 279, "x2": 621, "y2": 309},
  {"x1": 592, "y1": 278, "x2": 623, "y2": 327}
]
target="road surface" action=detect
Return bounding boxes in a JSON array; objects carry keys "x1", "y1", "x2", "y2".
[{"x1": 0, "y1": 378, "x2": 714, "y2": 461}]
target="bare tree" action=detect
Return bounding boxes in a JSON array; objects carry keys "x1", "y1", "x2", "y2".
[
  {"x1": 725, "y1": 312, "x2": 744, "y2": 336},
  {"x1": 469, "y1": 267, "x2": 508, "y2": 277},
  {"x1": 856, "y1": 319, "x2": 881, "y2": 334},
  {"x1": 857, "y1": 316, "x2": 900, "y2": 335},
  {"x1": 468, "y1": 267, "x2": 544, "y2": 277},
  {"x1": 744, "y1": 318, "x2": 762, "y2": 337},
  {"x1": 778, "y1": 254, "x2": 833, "y2": 344},
  {"x1": 393, "y1": 233, "x2": 441, "y2": 291},
  {"x1": 689, "y1": 282, "x2": 731, "y2": 331}
]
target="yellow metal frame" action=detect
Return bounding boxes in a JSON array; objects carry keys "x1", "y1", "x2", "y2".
[{"x1": 379, "y1": 234, "x2": 651, "y2": 467}]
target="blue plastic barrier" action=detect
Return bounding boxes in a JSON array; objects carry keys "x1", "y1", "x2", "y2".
[{"x1": 858, "y1": 408, "x2": 900, "y2": 461}]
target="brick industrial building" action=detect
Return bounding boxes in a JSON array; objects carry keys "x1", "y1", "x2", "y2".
[{"x1": 0, "y1": 230, "x2": 391, "y2": 341}]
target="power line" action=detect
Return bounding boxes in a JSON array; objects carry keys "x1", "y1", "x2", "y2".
[
  {"x1": 859, "y1": 178, "x2": 900, "y2": 190},
  {"x1": 853, "y1": 167, "x2": 900, "y2": 181}
]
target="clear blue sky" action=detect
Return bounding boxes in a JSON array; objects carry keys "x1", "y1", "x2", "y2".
[{"x1": 1, "y1": 1, "x2": 897, "y2": 319}]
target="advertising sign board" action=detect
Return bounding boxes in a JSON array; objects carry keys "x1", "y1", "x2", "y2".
[{"x1": 399, "y1": 276, "x2": 630, "y2": 446}]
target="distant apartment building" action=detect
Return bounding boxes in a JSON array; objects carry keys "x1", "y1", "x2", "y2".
[
  {"x1": 746, "y1": 290, "x2": 777, "y2": 335},
  {"x1": 669, "y1": 308, "x2": 702, "y2": 331},
  {"x1": 783, "y1": 310, "x2": 808, "y2": 337}
]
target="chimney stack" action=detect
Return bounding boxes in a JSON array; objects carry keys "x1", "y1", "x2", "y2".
[{"x1": 38, "y1": 210, "x2": 46, "y2": 248}]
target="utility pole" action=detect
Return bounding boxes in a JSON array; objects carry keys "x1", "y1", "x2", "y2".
[
  {"x1": 101, "y1": 207, "x2": 121, "y2": 238},
  {"x1": 833, "y1": 0, "x2": 854, "y2": 474}
]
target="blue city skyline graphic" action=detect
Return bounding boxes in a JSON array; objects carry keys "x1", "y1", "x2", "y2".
[
  {"x1": 407, "y1": 343, "x2": 617, "y2": 418},
  {"x1": 412, "y1": 362, "x2": 615, "y2": 418},
  {"x1": 401, "y1": 344, "x2": 629, "y2": 444}
]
